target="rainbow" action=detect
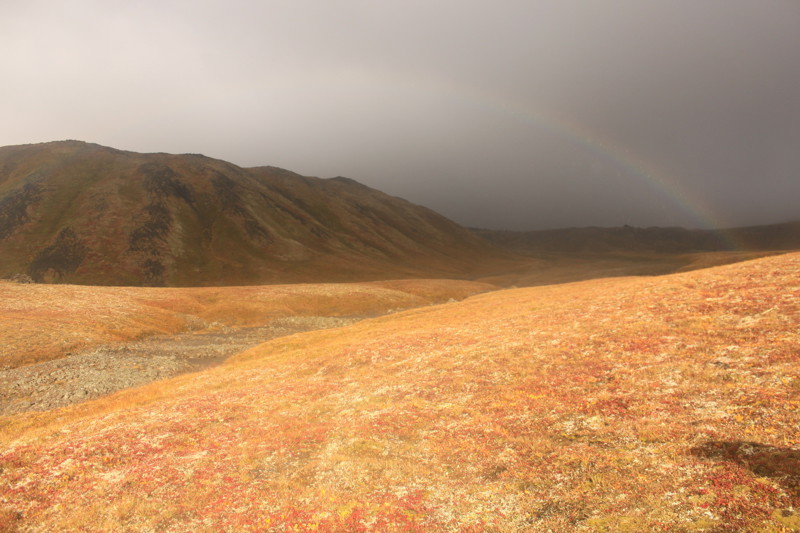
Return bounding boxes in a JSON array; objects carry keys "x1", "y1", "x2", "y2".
[
  {"x1": 391, "y1": 72, "x2": 740, "y2": 249},
  {"x1": 503, "y1": 107, "x2": 741, "y2": 250}
]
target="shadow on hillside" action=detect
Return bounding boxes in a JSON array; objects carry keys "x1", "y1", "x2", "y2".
[{"x1": 689, "y1": 440, "x2": 800, "y2": 500}]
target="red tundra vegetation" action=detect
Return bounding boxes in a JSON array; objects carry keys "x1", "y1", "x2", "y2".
[{"x1": 1, "y1": 254, "x2": 799, "y2": 531}]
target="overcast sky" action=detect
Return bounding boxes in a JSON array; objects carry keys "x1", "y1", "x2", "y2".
[{"x1": 2, "y1": 1, "x2": 798, "y2": 230}]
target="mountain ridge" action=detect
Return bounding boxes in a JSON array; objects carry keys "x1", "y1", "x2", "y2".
[{"x1": 0, "y1": 141, "x2": 498, "y2": 286}]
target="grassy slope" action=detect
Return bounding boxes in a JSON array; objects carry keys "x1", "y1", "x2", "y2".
[
  {"x1": 1, "y1": 254, "x2": 799, "y2": 531},
  {"x1": 0, "y1": 279, "x2": 495, "y2": 369}
]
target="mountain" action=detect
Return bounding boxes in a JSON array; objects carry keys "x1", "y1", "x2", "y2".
[{"x1": 0, "y1": 141, "x2": 496, "y2": 286}]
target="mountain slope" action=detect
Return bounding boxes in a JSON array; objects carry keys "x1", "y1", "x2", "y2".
[
  {"x1": 1, "y1": 253, "x2": 798, "y2": 531},
  {"x1": 0, "y1": 141, "x2": 496, "y2": 286}
]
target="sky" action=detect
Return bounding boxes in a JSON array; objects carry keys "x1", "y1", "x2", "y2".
[{"x1": 1, "y1": 0, "x2": 799, "y2": 230}]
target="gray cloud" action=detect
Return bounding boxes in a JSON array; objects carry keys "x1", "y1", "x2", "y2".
[{"x1": 2, "y1": 0, "x2": 798, "y2": 230}]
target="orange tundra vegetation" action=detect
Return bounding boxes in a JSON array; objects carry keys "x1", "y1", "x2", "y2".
[
  {"x1": 1, "y1": 253, "x2": 799, "y2": 531},
  {"x1": 0, "y1": 279, "x2": 495, "y2": 369}
]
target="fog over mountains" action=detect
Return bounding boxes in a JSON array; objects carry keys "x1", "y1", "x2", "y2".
[{"x1": 2, "y1": 1, "x2": 798, "y2": 230}]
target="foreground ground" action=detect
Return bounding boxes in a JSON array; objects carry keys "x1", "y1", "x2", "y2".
[{"x1": 1, "y1": 254, "x2": 799, "y2": 531}]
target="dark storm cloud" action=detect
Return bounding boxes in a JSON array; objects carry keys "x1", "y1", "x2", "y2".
[{"x1": 1, "y1": 0, "x2": 798, "y2": 230}]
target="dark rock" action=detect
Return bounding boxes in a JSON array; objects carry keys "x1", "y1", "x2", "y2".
[
  {"x1": 0, "y1": 180, "x2": 43, "y2": 240},
  {"x1": 27, "y1": 227, "x2": 88, "y2": 282},
  {"x1": 140, "y1": 163, "x2": 195, "y2": 204},
  {"x1": 5, "y1": 273, "x2": 34, "y2": 284}
]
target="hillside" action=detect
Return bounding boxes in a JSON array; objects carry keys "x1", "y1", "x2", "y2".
[
  {"x1": 0, "y1": 278, "x2": 495, "y2": 417},
  {"x1": 0, "y1": 141, "x2": 500, "y2": 286},
  {"x1": 0, "y1": 278, "x2": 495, "y2": 370},
  {"x1": 1, "y1": 253, "x2": 798, "y2": 531}
]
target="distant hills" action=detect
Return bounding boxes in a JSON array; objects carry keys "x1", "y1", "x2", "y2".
[
  {"x1": 474, "y1": 221, "x2": 800, "y2": 256},
  {"x1": 472, "y1": 222, "x2": 800, "y2": 287},
  {"x1": 0, "y1": 141, "x2": 495, "y2": 286}
]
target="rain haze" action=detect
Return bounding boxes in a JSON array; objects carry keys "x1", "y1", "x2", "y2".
[{"x1": 1, "y1": 0, "x2": 798, "y2": 230}]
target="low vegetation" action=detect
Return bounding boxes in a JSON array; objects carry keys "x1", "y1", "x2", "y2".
[
  {"x1": 1, "y1": 253, "x2": 798, "y2": 531},
  {"x1": 0, "y1": 278, "x2": 495, "y2": 369}
]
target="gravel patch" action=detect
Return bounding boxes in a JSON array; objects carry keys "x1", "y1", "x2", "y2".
[{"x1": 0, "y1": 316, "x2": 360, "y2": 415}]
